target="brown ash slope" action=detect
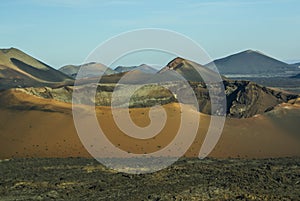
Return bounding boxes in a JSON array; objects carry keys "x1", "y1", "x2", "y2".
[
  {"x1": 0, "y1": 48, "x2": 73, "y2": 89},
  {"x1": 158, "y1": 57, "x2": 224, "y2": 82},
  {"x1": 1, "y1": 88, "x2": 300, "y2": 159}
]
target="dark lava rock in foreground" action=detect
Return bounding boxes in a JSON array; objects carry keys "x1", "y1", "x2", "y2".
[{"x1": 0, "y1": 157, "x2": 299, "y2": 200}]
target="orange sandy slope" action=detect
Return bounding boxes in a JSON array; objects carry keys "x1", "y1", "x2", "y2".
[{"x1": 0, "y1": 89, "x2": 299, "y2": 159}]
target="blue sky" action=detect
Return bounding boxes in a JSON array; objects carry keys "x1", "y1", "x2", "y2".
[{"x1": 0, "y1": 0, "x2": 299, "y2": 68}]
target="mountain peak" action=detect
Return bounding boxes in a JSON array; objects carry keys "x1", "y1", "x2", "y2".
[
  {"x1": 244, "y1": 49, "x2": 256, "y2": 53},
  {"x1": 159, "y1": 57, "x2": 225, "y2": 82},
  {"x1": 242, "y1": 49, "x2": 264, "y2": 55},
  {"x1": 207, "y1": 49, "x2": 291, "y2": 75},
  {"x1": 166, "y1": 57, "x2": 185, "y2": 70},
  {"x1": 0, "y1": 47, "x2": 20, "y2": 54}
]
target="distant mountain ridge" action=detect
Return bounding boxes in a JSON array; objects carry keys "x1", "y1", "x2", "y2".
[
  {"x1": 206, "y1": 50, "x2": 299, "y2": 76},
  {"x1": 114, "y1": 64, "x2": 158, "y2": 74},
  {"x1": 59, "y1": 62, "x2": 116, "y2": 78}
]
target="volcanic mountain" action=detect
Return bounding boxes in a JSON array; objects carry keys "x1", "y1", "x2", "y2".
[
  {"x1": 205, "y1": 50, "x2": 299, "y2": 76},
  {"x1": 115, "y1": 64, "x2": 158, "y2": 74},
  {"x1": 59, "y1": 62, "x2": 116, "y2": 78},
  {"x1": 158, "y1": 57, "x2": 224, "y2": 82},
  {"x1": 0, "y1": 48, "x2": 73, "y2": 89}
]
